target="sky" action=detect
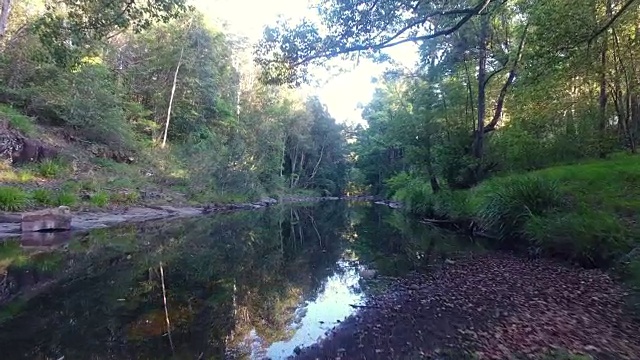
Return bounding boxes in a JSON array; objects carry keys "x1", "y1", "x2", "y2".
[{"x1": 195, "y1": 0, "x2": 419, "y2": 126}]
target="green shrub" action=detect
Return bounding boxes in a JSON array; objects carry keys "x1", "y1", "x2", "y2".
[
  {"x1": 387, "y1": 173, "x2": 438, "y2": 216},
  {"x1": 525, "y1": 211, "x2": 632, "y2": 267},
  {"x1": 36, "y1": 159, "x2": 66, "y2": 179},
  {"x1": 59, "y1": 64, "x2": 137, "y2": 150},
  {"x1": 32, "y1": 188, "x2": 55, "y2": 206},
  {"x1": 90, "y1": 191, "x2": 109, "y2": 207},
  {"x1": 0, "y1": 104, "x2": 35, "y2": 135},
  {"x1": 0, "y1": 187, "x2": 28, "y2": 211},
  {"x1": 16, "y1": 170, "x2": 35, "y2": 182},
  {"x1": 109, "y1": 190, "x2": 139, "y2": 205},
  {"x1": 79, "y1": 179, "x2": 99, "y2": 192},
  {"x1": 432, "y1": 190, "x2": 473, "y2": 220},
  {"x1": 476, "y1": 175, "x2": 566, "y2": 242},
  {"x1": 60, "y1": 180, "x2": 81, "y2": 193},
  {"x1": 55, "y1": 191, "x2": 77, "y2": 206}
]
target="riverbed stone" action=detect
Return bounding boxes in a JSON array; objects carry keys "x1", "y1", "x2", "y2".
[{"x1": 21, "y1": 206, "x2": 72, "y2": 232}]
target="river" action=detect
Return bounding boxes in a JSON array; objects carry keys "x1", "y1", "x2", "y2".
[{"x1": 0, "y1": 201, "x2": 479, "y2": 359}]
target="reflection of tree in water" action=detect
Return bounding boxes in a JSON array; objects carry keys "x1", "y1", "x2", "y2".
[
  {"x1": 349, "y1": 204, "x2": 483, "y2": 276},
  {"x1": 0, "y1": 202, "x2": 350, "y2": 360}
]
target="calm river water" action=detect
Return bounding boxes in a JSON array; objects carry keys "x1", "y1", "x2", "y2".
[{"x1": 0, "y1": 201, "x2": 479, "y2": 359}]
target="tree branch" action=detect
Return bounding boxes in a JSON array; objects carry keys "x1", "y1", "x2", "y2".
[
  {"x1": 589, "y1": 0, "x2": 637, "y2": 43},
  {"x1": 291, "y1": 0, "x2": 492, "y2": 66},
  {"x1": 483, "y1": 61, "x2": 509, "y2": 88},
  {"x1": 484, "y1": 22, "x2": 529, "y2": 133}
]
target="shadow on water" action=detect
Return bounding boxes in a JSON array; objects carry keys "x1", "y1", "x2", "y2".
[{"x1": 0, "y1": 202, "x2": 482, "y2": 359}]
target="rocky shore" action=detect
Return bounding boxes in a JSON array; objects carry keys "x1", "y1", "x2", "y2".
[{"x1": 0, "y1": 195, "x2": 376, "y2": 240}]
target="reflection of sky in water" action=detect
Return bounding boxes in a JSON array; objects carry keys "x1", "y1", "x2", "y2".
[{"x1": 248, "y1": 259, "x2": 364, "y2": 359}]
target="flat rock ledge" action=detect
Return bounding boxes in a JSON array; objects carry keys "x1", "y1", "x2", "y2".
[
  {"x1": 0, "y1": 206, "x2": 203, "y2": 240},
  {"x1": 21, "y1": 206, "x2": 72, "y2": 233},
  {"x1": 0, "y1": 195, "x2": 380, "y2": 240}
]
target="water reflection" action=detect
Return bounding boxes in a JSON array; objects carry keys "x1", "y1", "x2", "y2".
[{"x1": 0, "y1": 202, "x2": 479, "y2": 359}]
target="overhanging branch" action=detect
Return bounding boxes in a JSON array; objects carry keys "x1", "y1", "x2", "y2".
[
  {"x1": 589, "y1": 0, "x2": 637, "y2": 43},
  {"x1": 291, "y1": 0, "x2": 492, "y2": 66},
  {"x1": 484, "y1": 21, "x2": 529, "y2": 134}
]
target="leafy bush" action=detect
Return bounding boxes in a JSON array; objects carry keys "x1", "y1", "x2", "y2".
[
  {"x1": 432, "y1": 190, "x2": 473, "y2": 221},
  {"x1": 0, "y1": 187, "x2": 28, "y2": 211},
  {"x1": 526, "y1": 211, "x2": 632, "y2": 267},
  {"x1": 386, "y1": 173, "x2": 437, "y2": 216},
  {"x1": 32, "y1": 188, "x2": 55, "y2": 206},
  {"x1": 109, "y1": 190, "x2": 139, "y2": 205},
  {"x1": 35, "y1": 159, "x2": 67, "y2": 178},
  {"x1": 0, "y1": 104, "x2": 35, "y2": 135},
  {"x1": 476, "y1": 175, "x2": 566, "y2": 242},
  {"x1": 55, "y1": 191, "x2": 77, "y2": 206},
  {"x1": 90, "y1": 191, "x2": 110, "y2": 207},
  {"x1": 33, "y1": 63, "x2": 137, "y2": 151}
]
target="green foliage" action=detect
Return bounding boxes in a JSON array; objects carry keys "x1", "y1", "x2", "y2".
[
  {"x1": 525, "y1": 211, "x2": 632, "y2": 267},
  {"x1": 475, "y1": 176, "x2": 566, "y2": 242},
  {"x1": 90, "y1": 191, "x2": 110, "y2": 207},
  {"x1": 388, "y1": 174, "x2": 435, "y2": 216},
  {"x1": 0, "y1": 187, "x2": 28, "y2": 211},
  {"x1": 55, "y1": 191, "x2": 78, "y2": 207},
  {"x1": 109, "y1": 191, "x2": 140, "y2": 205},
  {"x1": 53, "y1": 63, "x2": 136, "y2": 150},
  {"x1": 0, "y1": 104, "x2": 35, "y2": 135},
  {"x1": 35, "y1": 159, "x2": 67, "y2": 178},
  {"x1": 32, "y1": 188, "x2": 55, "y2": 206},
  {"x1": 34, "y1": 0, "x2": 190, "y2": 67}
]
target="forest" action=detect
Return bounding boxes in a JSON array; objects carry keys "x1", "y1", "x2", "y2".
[
  {"x1": 256, "y1": 0, "x2": 640, "y2": 271},
  {"x1": 0, "y1": 0, "x2": 348, "y2": 208},
  {"x1": 0, "y1": 0, "x2": 638, "y2": 277},
  {"x1": 1, "y1": 0, "x2": 640, "y2": 358}
]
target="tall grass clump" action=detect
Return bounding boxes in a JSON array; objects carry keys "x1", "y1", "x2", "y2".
[
  {"x1": 431, "y1": 190, "x2": 473, "y2": 221},
  {"x1": 476, "y1": 175, "x2": 566, "y2": 242},
  {"x1": 32, "y1": 188, "x2": 56, "y2": 206},
  {"x1": 525, "y1": 211, "x2": 632, "y2": 267},
  {"x1": 0, "y1": 186, "x2": 28, "y2": 211},
  {"x1": 35, "y1": 159, "x2": 67, "y2": 179},
  {"x1": 55, "y1": 191, "x2": 77, "y2": 206},
  {"x1": 89, "y1": 191, "x2": 109, "y2": 207}
]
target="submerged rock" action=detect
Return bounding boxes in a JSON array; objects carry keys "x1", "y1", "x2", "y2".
[
  {"x1": 21, "y1": 206, "x2": 72, "y2": 232},
  {"x1": 359, "y1": 268, "x2": 377, "y2": 279}
]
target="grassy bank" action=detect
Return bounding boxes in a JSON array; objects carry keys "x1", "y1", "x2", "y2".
[{"x1": 391, "y1": 154, "x2": 640, "y2": 315}]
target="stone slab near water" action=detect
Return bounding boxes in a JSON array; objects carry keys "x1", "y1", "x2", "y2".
[{"x1": 21, "y1": 206, "x2": 72, "y2": 232}]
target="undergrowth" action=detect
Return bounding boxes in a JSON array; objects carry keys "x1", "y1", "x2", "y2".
[
  {"x1": 0, "y1": 104, "x2": 35, "y2": 135},
  {"x1": 391, "y1": 154, "x2": 640, "y2": 269},
  {"x1": 34, "y1": 159, "x2": 68, "y2": 178},
  {"x1": 0, "y1": 187, "x2": 28, "y2": 211}
]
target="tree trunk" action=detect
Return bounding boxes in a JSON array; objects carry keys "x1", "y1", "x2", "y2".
[
  {"x1": 280, "y1": 134, "x2": 286, "y2": 178},
  {"x1": 161, "y1": 46, "x2": 185, "y2": 149},
  {"x1": 472, "y1": 15, "x2": 489, "y2": 160},
  {"x1": 598, "y1": 0, "x2": 611, "y2": 158},
  {"x1": 424, "y1": 129, "x2": 440, "y2": 193},
  {"x1": 597, "y1": 46, "x2": 607, "y2": 157},
  {"x1": 290, "y1": 145, "x2": 298, "y2": 188},
  {"x1": 0, "y1": 0, "x2": 11, "y2": 41}
]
